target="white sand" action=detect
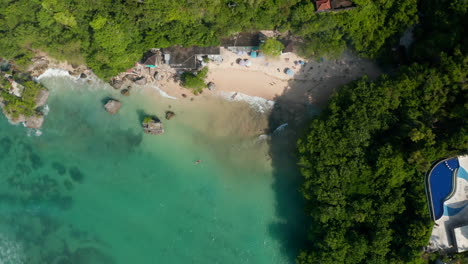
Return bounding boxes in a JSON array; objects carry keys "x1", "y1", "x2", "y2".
[{"x1": 156, "y1": 48, "x2": 381, "y2": 107}]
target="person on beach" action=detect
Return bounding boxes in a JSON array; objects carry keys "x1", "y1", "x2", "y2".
[{"x1": 194, "y1": 160, "x2": 201, "y2": 165}]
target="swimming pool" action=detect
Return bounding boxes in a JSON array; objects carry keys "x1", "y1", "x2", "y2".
[{"x1": 426, "y1": 158, "x2": 459, "y2": 220}]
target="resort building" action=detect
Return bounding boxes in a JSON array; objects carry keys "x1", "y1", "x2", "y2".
[
  {"x1": 426, "y1": 155, "x2": 468, "y2": 253},
  {"x1": 161, "y1": 46, "x2": 221, "y2": 70}
]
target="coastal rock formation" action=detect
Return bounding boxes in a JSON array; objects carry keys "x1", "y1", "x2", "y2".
[
  {"x1": 0, "y1": 70, "x2": 50, "y2": 129},
  {"x1": 34, "y1": 89, "x2": 49, "y2": 108},
  {"x1": 79, "y1": 73, "x2": 87, "y2": 79},
  {"x1": 109, "y1": 79, "x2": 123, "y2": 89},
  {"x1": 124, "y1": 74, "x2": 136, "y2": 82},
  {"x1": 142, "y1": 117, "x2": 164, "y2": 135},
  {"x1": 134, "y1": 76, "x2": 147, "y2": 85},
  {"x1": 104, "y1": 99, "x2": 121, "y2": 114},
  {"x1": 165, "y1": 111, "x2": 175, "y2": 120},
  {"x1": 25, "y1": 115, "x2": 44, "y2": 128}
]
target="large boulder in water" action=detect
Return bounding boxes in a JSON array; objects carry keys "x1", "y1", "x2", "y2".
[
  {"x1": 165, "y1": 111, "x2": 175, "y2": 120},
  {"x1": 104, "y1": 99, "x2": 121, "y2": 115},
  {"x1": 142, "y1": 117, "x2": 164, "y2": 135}
]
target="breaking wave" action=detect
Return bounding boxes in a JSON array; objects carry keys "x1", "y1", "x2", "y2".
[
  {"x1": 218, "y1": 91, "x2": 275, "y2": 113},
  {"x1": 37, "y1": 68, "x2": 74, "y2": 80},
  {"x1": 152, "y1": 86, "x2": 177, "y2": 100}
]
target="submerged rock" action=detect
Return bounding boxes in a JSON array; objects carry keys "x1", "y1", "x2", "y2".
[
  {"x1": 104, "y1": 99, "x2": 121, "y2": 115},
  {"x1": 120, "y1": 88, "x2": 130, "y2": 96},
  {"x1": 165, "y1": 111, "x2": 175, "y2": 120},
  {"x1": 142, "y1": 117, "x2": 164, "y2": 135}
]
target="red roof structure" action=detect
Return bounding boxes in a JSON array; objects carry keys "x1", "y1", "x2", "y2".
[{"x1": 316, "y1": 0, "x2": 331, "y2": 11}]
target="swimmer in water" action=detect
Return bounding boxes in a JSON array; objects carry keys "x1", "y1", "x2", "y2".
[{"x1": 194, "y1": 160, "x2": 201, "y2": 165}]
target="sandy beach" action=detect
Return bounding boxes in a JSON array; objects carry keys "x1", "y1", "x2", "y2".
[{"x1": 154, "y1": 48, "x2": 381, "y2": 108}]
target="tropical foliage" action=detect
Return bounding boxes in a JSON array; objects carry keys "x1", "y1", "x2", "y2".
[
  {"x1": 181, "y1": 67, "x2": 208, "y2": 94},
  {"x1": 0, "y1": 74, "x2": 46, "y2": 119},
  {"x1": 260, "y1": 38, "x2": 284, "y2": 56},
  {"x1": 296, "y1": 0, "x2": 467, "y2": 261},
  {"x1": 0, "y1": 0, "x2": 420, "y2": 79}
]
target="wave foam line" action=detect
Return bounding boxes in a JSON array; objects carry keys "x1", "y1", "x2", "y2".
[
  {"x1": 218, "y1": 91, "x2": 275, "y2": 113},
  {"x1": 37, "y1": 68, "x2": 75, "y2": 80},
  {"x1": 152, "y1": 86, "x2": 177, "y2": 100}
]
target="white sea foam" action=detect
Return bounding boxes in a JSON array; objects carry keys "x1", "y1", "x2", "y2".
[
  {"x1": 0, "y1": 233, "x2": 24, "y2": 264},
  {"x1": 218, "y1": 91, "x2": 275, "y2": 113},
  {"x1": 37, "y1": 68, "x2": 74, "y2": 80},
  {"x1": 26, "y1": 128, "x2": 42, "y2": 137},
  {"x1": 152, "y1": 86, "x2": 177, "y2": 100},
  {"x1": 41, "y1": 104, "x2": 50, "y2": 116}
]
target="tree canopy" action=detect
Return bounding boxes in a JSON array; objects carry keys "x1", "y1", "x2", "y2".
[
  {"x1": 296, "y1": 0, "x2": 467, "y2": 262},
  {"x1": 260, "y1": 38, "x2": 285, "y2": 56},
  {"x1": 0, "y1": 0, "x2": 421, "y2": 79}
]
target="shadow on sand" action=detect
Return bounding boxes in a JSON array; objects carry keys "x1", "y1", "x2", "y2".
[{"x1": 266, "y1": 55, "x2": 382, "y2": 261}]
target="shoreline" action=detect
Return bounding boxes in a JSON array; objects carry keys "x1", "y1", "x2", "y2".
[{"x1": 30, "y1": 48, "x2": 381, "y2": 115}]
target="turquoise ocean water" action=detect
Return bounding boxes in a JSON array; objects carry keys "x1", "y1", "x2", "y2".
[{"x1": 0, "y1": 75, "x2": 305, "y2": 264}]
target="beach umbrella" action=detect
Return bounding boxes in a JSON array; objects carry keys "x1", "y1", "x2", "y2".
[
  {"x1": 244, "y1": 59, "x2": 252, "y2": 67},
  {"x1": 285, "y1": 68, "x2": 294, "y2": 76},
  {"x1": 238, "y1": 59, "x2": 246, "y2": 66}
]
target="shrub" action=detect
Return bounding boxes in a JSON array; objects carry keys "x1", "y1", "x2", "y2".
[
  {"x1": 260, "y1": 38, "x2": 285, "y2": 57},
  {"x1": 181, "y1": 67, "x2": 208, "y2": 94}
]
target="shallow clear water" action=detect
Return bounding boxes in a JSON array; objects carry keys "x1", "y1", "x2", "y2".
[{"x1": 0, "y1": 76, "x2": 305, "y2": 264}]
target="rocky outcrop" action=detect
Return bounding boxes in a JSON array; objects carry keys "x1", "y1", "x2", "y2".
[
  {"x1": 35, "y1": 89, "x2": 49, "y2": 108},
  {"x1": 104, "y1": 99, "x2": 121, "y2": 114},
  {"x1": 25, "y1": 114, "x2": 44, "y2": 128},
  {"x1": 121, "y1": 88, "x2": 130, "y2": 96},
  {"x1": 142, "y1": 117, "x2": 164, "y2": 135},
  {"x1": 165, "y1": 111, "x2": 175, "y2": 120},
  {"x1": 134, "y1": 76, "x2": 147, "y2": 85}
]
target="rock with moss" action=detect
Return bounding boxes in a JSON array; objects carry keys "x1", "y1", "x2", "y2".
[
  {"x1": 165, "y1": 111, "x2": 175, "y2": 120},
  {"x1": 0, "y1": 71, "x2": 49, "y2": 128},
  {"x1": 142, "y1": 116, "x2": 164, "y2": 135}
]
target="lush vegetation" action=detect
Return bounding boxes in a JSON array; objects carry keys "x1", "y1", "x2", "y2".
[
  {"x1": 0, "y1": 73, "x2": 46, "y2": 119},
  {"x1": 143, "y1": 116, "x2": 153, "y2": 124},
  {"x1": 181, "y1": 67, "x2": 208, "y2": 94},
  {"x1": 260, "y1": 38, "x2": 285, "y2": 56},
  {"x1": 0, "y1": 0, "x2": 420, "y2": 79},
  {"x1": 297, "y1": 54, "x2": 467, "y2": 263},
  {"x1": 296, "y1": 0, "x2": 467, "y2": 262}
]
